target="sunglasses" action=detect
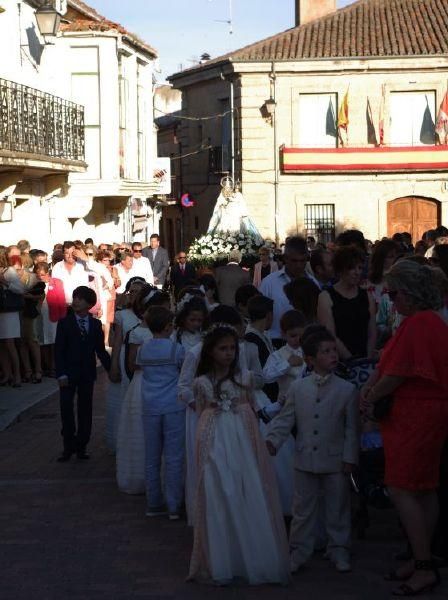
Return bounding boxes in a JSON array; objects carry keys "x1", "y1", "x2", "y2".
[
  {"x1": 178, "y1": 255, "x2": 186, "y2": 259},
  {"x1": 133, "y1": 249, "x2": 142, "y2": 254},
  {"x1": 86, "y1": 252, "x2": 94, "y2": 257}
]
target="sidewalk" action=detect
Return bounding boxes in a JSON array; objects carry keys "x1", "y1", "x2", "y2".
[{"x1": 0, "y1": 377, "x2": 58, "y2": 431}]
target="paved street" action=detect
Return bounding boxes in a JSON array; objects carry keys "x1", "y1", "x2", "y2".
[{"x1": 0, "y1": 373, "x2": 446, "y2": 600}]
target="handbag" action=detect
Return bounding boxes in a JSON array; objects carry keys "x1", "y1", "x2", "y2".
[
  {"x1": 372, "y1": 394, "x2": 394, "y2": 420},
  {"x1": 0, "y1": 285, "x2": 25, "y2": 312}
]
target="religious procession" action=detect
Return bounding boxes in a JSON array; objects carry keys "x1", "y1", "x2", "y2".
[{"x1": 1, "y1": 1, "x2": 448, "y2": 599}]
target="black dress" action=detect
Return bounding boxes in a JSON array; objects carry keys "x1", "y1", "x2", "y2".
[{"x1": 328, "y1": 286, "x2": 370, "y2": 358}]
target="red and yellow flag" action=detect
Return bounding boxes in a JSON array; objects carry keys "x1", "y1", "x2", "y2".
[
  {"x1": 338, "y1": 88, "x2": 349, "y2": 145},
  {"x1": 436, "y1": 90, "x2": 448, "y2": 145}
]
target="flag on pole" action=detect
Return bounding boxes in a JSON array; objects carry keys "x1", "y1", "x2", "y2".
[
  {"x1": 379, "y1": 84, "x2": 385, "y2": 146},
  {"x1": 338, "y1": 88, "x2": 349, "y2": 145},
  {"x1": 366, "y1": 98, "x2": 378, "y2": 145},
  {"x1": 435, "y1": 90, "x2": 448, "y2": 145}
]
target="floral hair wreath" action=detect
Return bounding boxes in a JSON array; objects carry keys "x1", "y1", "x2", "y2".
[
  {"x1": 176, "y1": 289, "x2": 207, "y2": 314},
  {"x1": 204, "y1": 322, "x2": 238, "y2": 337}
]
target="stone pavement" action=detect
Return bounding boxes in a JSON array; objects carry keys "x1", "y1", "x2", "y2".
[{"x1": 0, "y1": 373, "x2": 447, "y2": 600}]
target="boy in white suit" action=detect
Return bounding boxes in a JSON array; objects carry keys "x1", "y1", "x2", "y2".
[{"x1": 266, "y1": 325, "x2": 359, "y2": 574}]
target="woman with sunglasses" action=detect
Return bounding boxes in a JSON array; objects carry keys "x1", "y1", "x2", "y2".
[{"x1": 361, "y1": 259, "x2": 448, "y2": 596}]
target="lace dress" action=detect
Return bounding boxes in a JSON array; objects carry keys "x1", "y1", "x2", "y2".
[
  {"x1": 106, "y1": 309, "x2": 141, "y2": 451},
  {"x1": 116, "y1": 325, "x2": 152, "y2": 494},
  {"x1": 188, "y1": 372, "x2": 289, "y2": 585}
]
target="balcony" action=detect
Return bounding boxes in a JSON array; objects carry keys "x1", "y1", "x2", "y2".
[
  {"x1": 0, "y1": 78, "x2": 86, "y2": 172},
  {"x1": 281, "y1": 145, "x2": 448, "y2": 174}
]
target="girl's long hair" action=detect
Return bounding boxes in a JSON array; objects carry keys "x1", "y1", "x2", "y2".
[
  {"x1": 175, "y1": 296, "x2": 208, "y2": 332},
  {"x1": 196, "y1": 325, "x2": 243, "y2": 395}
]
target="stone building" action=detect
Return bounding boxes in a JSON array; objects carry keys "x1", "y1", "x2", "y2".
[{"x1": 168, "y1": 0, "x2": 448, "y2": 246}]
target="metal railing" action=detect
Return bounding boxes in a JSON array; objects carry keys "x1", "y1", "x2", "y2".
[{"x1": 0, "y1": 78, "x2": 85, "y2": 162}]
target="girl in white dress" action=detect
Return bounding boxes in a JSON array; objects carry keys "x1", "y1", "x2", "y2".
[
  {"x1": 116, "y1": 287, "x2": 171, "y2": 494},
  {"x1": 188, "y1": 324, "x2": 289, "y2": 586},
  {"x1": 174, "y1": 293, "x2": 207, "y2": 350},
  {"x1": 106, "y1": 278, "x2": 146, "y2": 451}
]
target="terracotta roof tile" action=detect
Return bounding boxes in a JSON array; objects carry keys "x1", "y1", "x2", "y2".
[
  {"x1": 62, "y1": 0, "x2": 157, "y2": 58},
  {"x1": 171, "y1": 0, "x2": 448, "y2": 78}
]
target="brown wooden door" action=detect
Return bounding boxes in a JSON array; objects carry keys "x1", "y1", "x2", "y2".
[{"x1": 387, "y1": 197, "x2": 440, "y2": 242}]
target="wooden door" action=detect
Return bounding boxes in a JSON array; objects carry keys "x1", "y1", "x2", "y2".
[{"x1": 387, "y1": 197, "x2": 440, "y2": 242}]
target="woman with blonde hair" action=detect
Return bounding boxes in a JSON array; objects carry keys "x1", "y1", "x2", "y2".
[{"x1": 253, "y1": 246, "x2": 278, "y2": 288}]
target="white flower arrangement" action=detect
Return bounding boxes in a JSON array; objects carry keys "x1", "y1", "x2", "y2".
[{"x1": 188, "y1": 231, "x2": 263, "y2": 267}]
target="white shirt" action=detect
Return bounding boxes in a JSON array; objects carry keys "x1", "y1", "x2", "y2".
[
  {"x1": 131, "y1": 256, "x2": 154, "y2": 284},
  {"x1": 115, "y1": 263, "x2": 139, "y2": 294},
  {"x1": 259, "y1": 268, "x2": 293, "y2": 339},
  {"x1": 51, "y1": 260, "x2": 89, "y2": 304}
]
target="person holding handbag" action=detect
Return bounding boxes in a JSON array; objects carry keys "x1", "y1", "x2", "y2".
[
  {"x1": 0, "y1": 252, "x2": 28, "y2": 387},
  {"x1": 361, "y1": 259, "x2": 448, "y2": 597}
]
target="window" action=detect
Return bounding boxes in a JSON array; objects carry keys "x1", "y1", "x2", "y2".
[
  {"x1": 118, "y1": 55, "x2": 130, "y2": 178},
  {"x1": 389, "y1": 91, "x2": 436, "y2": 146},
  {"x1": 137, "y1": 63, "x2": 146, "y2": 180},
  {"x1": 298, "y1": 94, "x2": 337, "y2": 148},
  {"x1": 304, "y1": 204, "x2": 335, "y2": 244},
  {"x1": 70, "y1": 46, "x2": 101, "y2": 179}
]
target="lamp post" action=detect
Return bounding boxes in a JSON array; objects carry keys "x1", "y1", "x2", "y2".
[{"x1": 35, "y1": 3, "x2": 62, "y2": 40}]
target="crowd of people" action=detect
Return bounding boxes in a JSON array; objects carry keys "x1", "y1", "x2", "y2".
[{"x1": 1, "y1": 226, "x2": 448, "y2": 593}]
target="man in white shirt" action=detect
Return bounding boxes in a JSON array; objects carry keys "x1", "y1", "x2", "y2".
[
  {"x1": 51, "y1": 241, "x2": 89, "y2": 305},
  {"x1": 259, "y1": 236, "x2": 309, "y2": 347},
  {"x1": 130, "y1": 241, "x2": 154, "y2": 284}
]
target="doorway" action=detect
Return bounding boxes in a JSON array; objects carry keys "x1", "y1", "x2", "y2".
[{"x1": 387, "y1": 196, "x2": 440, "y2": 242}]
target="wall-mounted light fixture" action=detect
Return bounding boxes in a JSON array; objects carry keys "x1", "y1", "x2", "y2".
[
  {"x1": 35, "y1": 3, "x2": 62, "y2": 41},
  {"x1": 262, "y1": 97, "x2": 276, "y2": 126}
]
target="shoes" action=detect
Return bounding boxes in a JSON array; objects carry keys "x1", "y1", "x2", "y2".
[
  {"x1": 334, "y1": 558, "x2": 352, "y2": 573},
  {"x1": 392, "y1": 560, "x2": 441, "y2": 597},
  {"x1": 168, "y1": 513, "x2": 180, "y2": 521},
  {"x1": 290, "y1": 553, "x2": 307, "y2": 574},
  {"x1": 145, "y1": 506, "x2": 168, "y2": 517},
  {"x1": 57, "y1": 452, "x2": 72, "y2": 462},
  {"x1": 76, "y1": 451, "x2": 90, "y2": 460}
]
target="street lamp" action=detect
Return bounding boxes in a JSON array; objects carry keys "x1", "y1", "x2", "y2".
[
  {"x1": 263, "y1": 97, "x2": 276, "y2": 126},
  {"x1": 35, "y1": 4, "x2": 62, "y2": 39}
]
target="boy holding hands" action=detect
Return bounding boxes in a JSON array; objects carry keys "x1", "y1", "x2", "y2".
[{"x1": 266, "y1": 325, "x2": 359, "y2": 573}]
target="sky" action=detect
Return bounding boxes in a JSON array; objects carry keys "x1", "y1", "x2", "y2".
[{"x1": 86, "y1": 0, "x2": 356, "y2": 81}]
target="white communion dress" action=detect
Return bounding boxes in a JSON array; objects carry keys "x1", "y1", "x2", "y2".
[
  {"x1": 188, "y1": 372, "x2": 290, "y2": 586},
  {"x1": 116, "y1": 325, "x2": 152, "y2": 494}
]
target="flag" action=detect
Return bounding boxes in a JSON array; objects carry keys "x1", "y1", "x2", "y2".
[
  {"x1": 337, "y1": 88, "x2": 349, "y2": 145},
  {"x1": 420, "y1": 96, "x2": 435, "y2": 145},
  {"x1": 325, "y1": 97, "x2": 337, "y2": 138},
  {"x1": 436, "y1": 90, "x2": 448, "y2": 145},
  {"x1": 379, "y1": 84, "x2": 385, "y2": 146},
  {"x1": 366, "y1": 98, "x2": 378, "y2": 145}
]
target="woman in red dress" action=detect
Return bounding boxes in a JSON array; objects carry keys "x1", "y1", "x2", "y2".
[{"x1": 362, "y1": 260, "x2": 448, "y2": 596}]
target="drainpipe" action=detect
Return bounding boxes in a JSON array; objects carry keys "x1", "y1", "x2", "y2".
[
  {"x1": 271, "y1": 62, "x2": 279, "y2": 245},
  {"x1": 230, "y1": 78, "x2": 235, "y2": 180}
]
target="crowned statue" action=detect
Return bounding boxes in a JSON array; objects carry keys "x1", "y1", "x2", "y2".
[{"x1": 207, "y1": 176, "x2": 264, "y2": 245}]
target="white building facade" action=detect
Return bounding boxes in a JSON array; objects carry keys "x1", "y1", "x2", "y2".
[{"x1": 0, "y1": 0, "x2": 161, "y2": 251}]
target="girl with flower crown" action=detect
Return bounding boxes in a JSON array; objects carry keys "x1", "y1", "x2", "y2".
[
  {"x1": 188, "y1": 324, "x2": 289, "y2": 586},
  {"x1": 174, "y1": 289, "x2": 208, "y2": 350}
]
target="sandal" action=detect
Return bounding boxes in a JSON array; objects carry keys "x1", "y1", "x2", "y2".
[
  {"x1": 392, "y1": 560, "x2": 440, "y2": 596},
  {"x1": 385, "y1": 560, "x2": 415, "y2": 582}
]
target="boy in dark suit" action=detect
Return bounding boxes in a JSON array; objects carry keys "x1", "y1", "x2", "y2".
[{"x1": 55, "y1": 286, "x2": 111, "y2": 461}]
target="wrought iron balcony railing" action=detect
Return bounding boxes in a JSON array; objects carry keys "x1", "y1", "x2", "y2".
[{"x1": 0, "y1": 78, "x2": 85, "y2": 163}]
